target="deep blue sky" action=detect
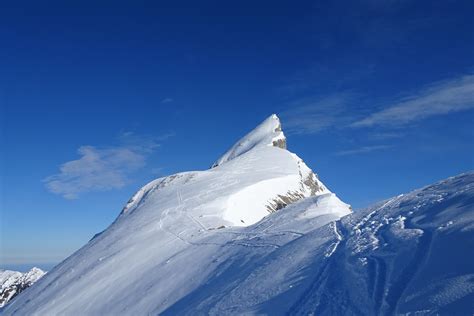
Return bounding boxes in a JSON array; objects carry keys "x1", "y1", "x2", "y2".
[{"x1": 1, "y1": 0, "x2": 473, "y2": 269}]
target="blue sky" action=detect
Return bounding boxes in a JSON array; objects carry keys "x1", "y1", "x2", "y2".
[{"x1": 1, "y1": 0, "x2": 473, "y2": 269}]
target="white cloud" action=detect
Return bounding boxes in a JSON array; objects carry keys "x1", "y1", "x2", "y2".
[
  {"x1": 335, "y1": 145, "x2": 393, "y2": 156},
  {"x1": 352, "y1": 74, "x2": 474, "y2": 127},
  {"x1": 44, "y1": 132, "x2": 171, "y2": 199}
]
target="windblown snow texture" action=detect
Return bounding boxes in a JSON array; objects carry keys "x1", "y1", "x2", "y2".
[{"x1": 3, "y1": 115, "x2": 473, "y2": 315}]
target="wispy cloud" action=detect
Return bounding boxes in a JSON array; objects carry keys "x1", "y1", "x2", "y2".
[
  {"x1": 352, "y1": 74, "x2": 474, "y2": 127},
  {"x1": 44, "y1": 132, "x2": 172, "y2": 199},
  {"x1": 280, "y1": 74, "x2": 474, "y2": 137},
  {"x1": 161, "y1": 98, "x2": 174, "y2": 104},
  {"x1": 280, "y1": 93, "x2": 356, "y2": 134},
  {"x1": 335, "y1": 145, "x2": 393, "y2": 156},
  {"x1": 369, "y1": 132, "x2": 404, "y2": 140}
]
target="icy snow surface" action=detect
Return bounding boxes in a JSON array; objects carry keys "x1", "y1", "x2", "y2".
[{"x1": 3, "y1": 115, "x2": 473, "y2": 315}]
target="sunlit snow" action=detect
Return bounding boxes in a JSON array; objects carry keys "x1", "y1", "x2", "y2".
[{"x1": 2, "y1": 115, "x2": 473, "y2": 315}]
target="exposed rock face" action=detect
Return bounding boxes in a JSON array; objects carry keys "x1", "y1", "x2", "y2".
[
  {"x1": 0, "y1": 268, "x2": 45, "y2": 307},
  {"x1": 265, "y1": 159, "x2": 327, "y2": 213},
  {"x1": 272, "y1": 138, "x2": 286, "y2": 149},
  {"x1": 271, "y1": 118, "x2": 287, "y2": 149},
  {"x1": 303, "y1": 171, "x2": 325, "y2": 195},
  {"x1": 266, "y1": 191, "x2": 305, "y2": 212}
]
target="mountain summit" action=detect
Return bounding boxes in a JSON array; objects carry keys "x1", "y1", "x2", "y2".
[
  {"x1": 4, "y1": 116, "x2": 473, "y2": 315},
  {"x1": 211, "y1": 114, "x2": 286, "y2": 168},
  {"x1": 121, "y1": 114, "x2": 333, "y2": 227}
]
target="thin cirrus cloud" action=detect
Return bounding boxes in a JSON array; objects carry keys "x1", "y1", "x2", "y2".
[
  {"x1": 351, "y1": 74, "x2": 474, "y2": 127},
  {"x1": 281, "y1": 74, "x2": 473, "y2": 135},
  {"x1": 334, "y1": 145, "x2": 393, "y2": 156},
  {"x1": 280, "y1": 74, "x2": 473, "y2": 157},
  {"x1": 43, "y1": 132, "x2": 172, "y2": 199},
  {"x1": 161, "y1": 98, "x2": 174, "y2": 104},
  {"x1": 280, "y1": 93, "x2": 356, "y2": 135}
]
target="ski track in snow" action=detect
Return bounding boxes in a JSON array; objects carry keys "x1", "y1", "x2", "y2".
[{"x1": 325, "y1": 221, "x2": 343, "y2": 258}]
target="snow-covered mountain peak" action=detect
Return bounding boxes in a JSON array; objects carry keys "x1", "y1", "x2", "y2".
[
  {"x1": 211, "y1": 114, "x2": 286, "y2": 168},
  {"x1": 21, "y1": 268, "x2": 45, "y2": 283},
  {"x1": 3, "y1": 115, "x2": 353, "y2": 315},
  {"x1": 120, "y1": 114, "x2": 330, "y2": 229}
]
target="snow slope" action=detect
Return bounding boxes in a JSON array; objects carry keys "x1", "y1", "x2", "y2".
[
  {"x1": 211, "y1": 113, "x2": 287, "y2": 168},
  {"x1": 160, "y1": 173, "x2": 474, "y2": 315},
  {"x1": 2, "y1": 114, "x2": 341, "y2": 315},
  {"x1": 0, "y1": 268, "x2": 45, "y2": 308},
  {"x1": 3, "y1": 114, "x2": 473, "y2": 315}
]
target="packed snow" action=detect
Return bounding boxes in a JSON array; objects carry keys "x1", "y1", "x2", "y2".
[{"x1": 2, "y1": 115, "x2": 473, "y2": 315}]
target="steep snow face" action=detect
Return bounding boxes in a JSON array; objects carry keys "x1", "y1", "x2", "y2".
[
  {"x1": 0, "y1": 268, "x2": 45, "y2": 308},
  {"x1": 3, "y1": 114, "x2": 342, "y2": 316},
  {"x1": 211, "y1": 114, "x2": 287, "y2": 168}
]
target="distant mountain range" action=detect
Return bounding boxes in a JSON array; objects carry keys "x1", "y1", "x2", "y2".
[{"x1": 0, "y1": 268, "x2": 45, "y2": 308}]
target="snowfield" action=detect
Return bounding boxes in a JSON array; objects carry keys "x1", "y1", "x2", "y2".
[{"x1": 2, "y1": 115, "x2": 473, "y2": 315}]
